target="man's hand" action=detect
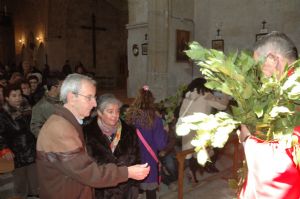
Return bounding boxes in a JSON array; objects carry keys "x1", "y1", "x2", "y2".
[
  {"x1": 128, "y1": 163, "x2": 150, "y2": 180},
  {"x1": 237, "y1": 124, "x2": 251, "y2": 143}
]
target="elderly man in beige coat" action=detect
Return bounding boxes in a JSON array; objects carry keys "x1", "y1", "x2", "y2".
[{"x1": 36, "y1": 74, "x2": 150, "y2": 199}]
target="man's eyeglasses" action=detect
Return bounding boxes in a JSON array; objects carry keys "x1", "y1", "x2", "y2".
[{"x1": 73, "y1": 92, "x2": 96, "y2": 101}]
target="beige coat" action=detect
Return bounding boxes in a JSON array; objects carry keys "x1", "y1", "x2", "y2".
[
  {"x1": 179, "y1": 90, "x2": 228, "y2": 158},
  {"x1": 36, "y1": 106, "x2": 128, "y2": 199}
]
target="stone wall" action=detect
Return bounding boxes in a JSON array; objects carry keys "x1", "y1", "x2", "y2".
[
  {"x1": 11, "y1": 0, "x2": 128, "y2": 88},
  {"x1": 127, "y1": 0, "x2": 148, "y2": 97},
  {"x1": 127, "y1": 0, "x2": 300, "y2": 100},
  {"x1": 194, "y1": 0, "x2": 300, "y2": 53},
  {"x1": 11, "y1": 0, "x2": 48, "y2": 69},
  {"x1": 126, "y1": 0, "x2": 195, "y2": 100},
  {"x1": 47, "y1": 0, "x2": 128, "y2": 85}
]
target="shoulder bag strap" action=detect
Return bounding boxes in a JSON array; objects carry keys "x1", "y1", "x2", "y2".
[{"x1": 136, "y1": 128, "x2": 159, "y2": 163}]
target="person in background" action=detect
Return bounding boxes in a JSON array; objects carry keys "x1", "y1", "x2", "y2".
[
  {"x1": 27, "y1": 74, "x2": 44, "y2": 105},
  {"x1": 36, "y1": 74, "x2": 150, "y2": 199},
  {"x1": 42, "y1": 64, "x2": 50, "y2": 82},
  {"x1": 126, "y1": 85, "x2": 168, "y2": 199},
  {"x1": 156, "y1": 107, "x2": 178, "y2": 191},
  {"x1": 74, "y1": 61, "x2": 87, "y2": 75},
  {"x1": 0, "y1": 64, "x2": 5, "y2": 76},
  {"x1": 84, "y1": 94, "x2": 141, "y2": 199},
  {"x1": 0, "y1": 75, "x2": 8, "y2": 87},
  {"x1": 20, "y1": 61, "x2": 32, "y2": 79},
  {"x1": 8, "y1": 72, "x2": 22, "y2": 85},
  {"x1": 0, "y1": 90, "x2": 15, "y2": 199},
  {"x1": 30, "y1": 75, "x2": 64, "y2": 137},
  {"x1": 177, "y1": 77, "x2": 229, "y2": 183},
  {"x1": 120, "y1": 104, "x2": 130, "y2": 120},
  {"x1": 0, "y1": 85, "x2": 4, "y2": 106},
  {"x1": 19, "y1": 61, "x2": 40, "y2": 80},
  {"x1": 0, "y1": 83, "x2": 38, "y2": 198},
  {"x1": 20, "y1": 80, "x2": 33, "y2": 106},
  {"x1": 61, "y1": 59, "x2": 72, "y2": 77},
  {"x1": 238, "y1": 31, "x2": 300, "y2": 199}
]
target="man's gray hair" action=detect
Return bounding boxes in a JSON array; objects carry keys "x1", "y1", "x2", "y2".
[
  {"x1": 60, "y1": 73, "x2": 96, "y2": 103},
  {"x1": 97, "y1": 93, "x2": 122, "y2": 112},
  {"x1": 254, "y1": 31, "x2": 298, "y2": 61}
]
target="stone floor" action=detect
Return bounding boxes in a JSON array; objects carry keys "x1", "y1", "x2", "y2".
[
  {"x1": 159, "y1": 146, "x2": 235, "y2": 199},
  {"x1": 135, "y1": 142, "x2": 239, "y2": 199}
]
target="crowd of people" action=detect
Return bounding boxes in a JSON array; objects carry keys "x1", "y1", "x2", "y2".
[
  {"x1": 0, "y1": 57, "x2": 219, "y2": 199},
  {"x1": 0, "y1": 60, "x2": 68, "y2": 199},
  {"x1": 0, "y1": 58, "x2": 172, "y2": 199},
  {"x1": 0, "y1": 30, "x2": 299, "y2": 199}
]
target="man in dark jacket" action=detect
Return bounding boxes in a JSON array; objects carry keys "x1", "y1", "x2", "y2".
[
  {"x1": 30, "y1": 75, "x2": 63, "y2": 137},
  {"x1": 36, "y1": 74, "x2": 150, "y2": 199}
]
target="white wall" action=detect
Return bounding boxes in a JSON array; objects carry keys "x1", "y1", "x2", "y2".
[
  {"x1": 194, "y1": 0, "x2": 300, "y2": 53},
  {"x1": 127, "y1": 0, "x2": 148, "y2": 97},
  {"x1": 127, "y1": 0, "x2": 300, "y2": 99},
  {"x1": 127, "y1": 23, "x2": 148, "y2": 97}
]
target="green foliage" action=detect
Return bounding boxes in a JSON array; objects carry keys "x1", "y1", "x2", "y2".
[
  {"x1": 177, "y1": 41, "x2": 300, "y2": 166},
  {"x1": 157, "y1": 84, "x2": 187, "y2": 124},
  {"x1": 185, "y1": 41, "x2": 300, "y2": 137}
]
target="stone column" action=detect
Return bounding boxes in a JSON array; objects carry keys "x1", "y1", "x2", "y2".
[
  {"x1": 147, "y1": 0, "x2": 169, "y2": 100},
  {"x1": 127, "y1": 0, "x2": 194, "y2": 100},
  {"x1": 127, "y1": 0, "x2": 149, "y2": 98}
]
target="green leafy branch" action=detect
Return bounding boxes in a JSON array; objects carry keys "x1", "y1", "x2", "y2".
[
  {"x1": 176, "y1": 41, "x2": 300, "y2": 165},
  {"x1": 157, "y1": 84, "x2": 186, "y2": 124}
]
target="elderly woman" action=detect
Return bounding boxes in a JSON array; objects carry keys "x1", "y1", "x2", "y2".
[{"x1": 83, "y1": 93, "x2": 141, "y2": 199}]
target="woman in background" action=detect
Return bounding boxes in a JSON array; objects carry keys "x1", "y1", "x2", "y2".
[
  {"x1": 126, "y1": 86, "x2": 167, "y2": 199},
  {"x1": 84, "y1": 93, "x2": 141, "y2": 199},
  {"x1": 177, "y1": 77, "x2": 229, "y2": 183},
  {"x1": 0, "y1": 83, "x2": 38, "y2": 198}
]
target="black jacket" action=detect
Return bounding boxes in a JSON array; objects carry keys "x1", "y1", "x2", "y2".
[
  {"x1": 0, "y1": 104, "x2": 36, "y2": 168},
  {"x1": 84, "y1": 118, "x2": 141, "y2": 199}
]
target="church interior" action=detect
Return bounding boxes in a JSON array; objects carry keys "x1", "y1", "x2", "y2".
[
  {"x1": 1, "y1": 0, "x2": 300, "y2": 198},
  {"x1": 2, "y1": 0, "x2": 299, "y2": 100}
]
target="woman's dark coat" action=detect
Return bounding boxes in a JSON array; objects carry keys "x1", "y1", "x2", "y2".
[
  {"x1": 84, "y1": 118, "x2": 141, "y2": 199},
  {"x1": 0, "y1": 104, "x2": 36, "y2": 168}
]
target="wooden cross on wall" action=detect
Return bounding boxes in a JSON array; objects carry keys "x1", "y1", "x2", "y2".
[{"x1": 81, "y1": 13, "x2": 106, "y2": 68}]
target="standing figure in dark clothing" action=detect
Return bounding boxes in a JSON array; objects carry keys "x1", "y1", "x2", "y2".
[
  {"x1": 27, "y1": 74, "x2": 44, "y2": 105},
  {"x1": 0, "y1": 83, "x2": 38, "y2": 198},
  {"x1": 61, "y1": 60, "x2": 72, "y2": 77},
  {"x1": 126, "y1": 85, "x2": 168, "y2": 199}
]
